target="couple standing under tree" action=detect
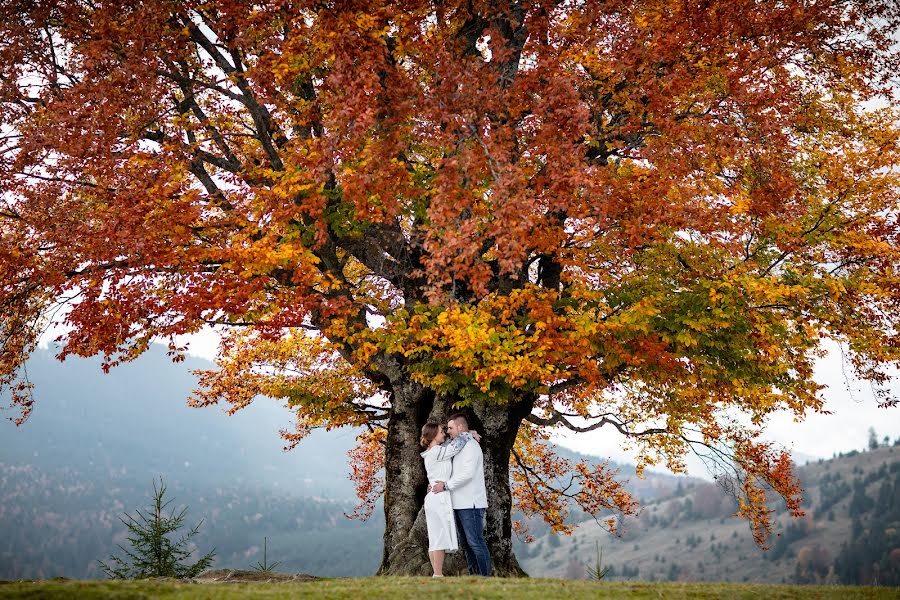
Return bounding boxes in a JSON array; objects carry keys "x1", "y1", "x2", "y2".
[{"x1": 419, "y1": 413, "x2": 492, "y2": 577}]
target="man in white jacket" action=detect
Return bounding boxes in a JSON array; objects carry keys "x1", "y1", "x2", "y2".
[{"x1": 430, "y1": 413, "x2": 492, "y2": 576}]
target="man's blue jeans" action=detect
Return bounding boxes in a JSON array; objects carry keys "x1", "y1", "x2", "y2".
[{"x1": 454, "y1": 508, "x2": 492, "y2": 576}]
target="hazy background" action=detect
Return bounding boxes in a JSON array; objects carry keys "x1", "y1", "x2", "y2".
[{"x1": 2, "y1": 339, "x2": 897, "y2": 583}]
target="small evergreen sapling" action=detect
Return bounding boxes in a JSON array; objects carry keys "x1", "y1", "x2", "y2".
[
  {"x1": 586, "y1": 541, "x2": 611, "y2": 581},
  {"x1": 251, "y1": 536, "x2": 283, "y2": 572},
  {"x1": 97, "y1": 477, "x2": 216, "y2": 579}
]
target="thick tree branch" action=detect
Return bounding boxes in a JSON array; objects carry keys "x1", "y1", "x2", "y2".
[
  {"x1": 527, "y1": 408, "x2": 669, "y2": 437},
  {"x1": 182, "y1": 16, "x2": 284, "y2": 170}
]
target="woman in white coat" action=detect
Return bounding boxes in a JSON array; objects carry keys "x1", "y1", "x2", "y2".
[{"x1": 419, "y1": 422, "x2": 478, "y2": 577}]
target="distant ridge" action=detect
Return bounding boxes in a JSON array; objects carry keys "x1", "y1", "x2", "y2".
[
  {"x1": 521, "y1": 444, "x2": 900, "y2": 586},
  {"x1": 3, "y1": 345, "x2": 361, "y2": 498}
]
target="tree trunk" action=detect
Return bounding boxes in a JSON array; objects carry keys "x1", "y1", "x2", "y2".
[
  {"x1": 376, "y1": 379, "x2": 533, "y2": 577},
  {"x1": 473, "y1": 395, "x2": 533, "y2": 577},
  {"x1": 376, "y1": 378, "x2": 433, "y2": 576}
]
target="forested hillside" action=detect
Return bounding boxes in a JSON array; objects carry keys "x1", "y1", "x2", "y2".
[
  {"x1": 2, "y1": 346, "x2": 361, "y2": 498},
  {"x1": 521, "y1": 444, "x2": 900, "y2": 586},
  {"x1": 0, "y1": 463, "x2": 384, "y2": 579}
]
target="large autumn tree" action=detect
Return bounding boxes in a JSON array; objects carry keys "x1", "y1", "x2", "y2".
[{"x1": 2, "y1": 0, "x2": 899, "y2": 576}]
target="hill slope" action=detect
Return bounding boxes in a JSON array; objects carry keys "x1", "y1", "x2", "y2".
[
  {"x1": 3, "y1": 345, "x2": 361, "y2": 498},
  {"x1": 520, "y1": 445, "x2": 900, "y2": 586}
]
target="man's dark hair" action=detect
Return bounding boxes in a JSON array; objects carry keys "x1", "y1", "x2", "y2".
[{"x1": 448, "y1": 412, "x2": 469, "y2": 429}]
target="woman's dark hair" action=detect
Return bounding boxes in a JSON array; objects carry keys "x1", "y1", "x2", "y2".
[{"x1": 420, "y1": 422, "x2": 440, "y2": 449}]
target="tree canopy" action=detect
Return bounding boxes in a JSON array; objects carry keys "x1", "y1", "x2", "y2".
[{"x1": 2, "y1": 0, "x2": 899, "y2": 559}]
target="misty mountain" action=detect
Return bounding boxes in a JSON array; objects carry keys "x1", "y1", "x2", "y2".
[{"x1": 3, "y1": 345, "x2": 360, "y2": 498}]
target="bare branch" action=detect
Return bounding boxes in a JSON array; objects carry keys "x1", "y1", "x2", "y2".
[{"x1": 527, "y1": 408, "x2": 668, "y2": 437}]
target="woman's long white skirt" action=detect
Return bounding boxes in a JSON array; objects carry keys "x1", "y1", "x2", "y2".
[{"x1": 424, "y1": 491, "x2": 458, "y2": 552}]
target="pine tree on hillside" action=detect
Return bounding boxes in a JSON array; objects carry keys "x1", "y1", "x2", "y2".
[
  {"x1": 868, "y1": 427, "x2": 880, "y2": 451},
  {"x1": 98, "y1": 477, "x2": 215, "y2": 579}
]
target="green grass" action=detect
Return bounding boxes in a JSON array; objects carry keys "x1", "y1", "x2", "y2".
[{"x1": 0, "y1": 577, "x2": 895, "y2": 599}]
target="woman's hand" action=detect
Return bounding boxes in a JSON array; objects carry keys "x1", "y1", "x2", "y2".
[{"x1": 471, "y1": 431, "x2": 482, "y2": 443}]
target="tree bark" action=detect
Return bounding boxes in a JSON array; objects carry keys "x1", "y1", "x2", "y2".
[
  {"x1": 376, "y1": 378, "x2": 433, "y2": 575},
  {"x1": 376, "y1": 380, "x2": 533, "y2": 577},
  {"x1": 473, "y1": 395, "x2": 534, "y2": 577}
]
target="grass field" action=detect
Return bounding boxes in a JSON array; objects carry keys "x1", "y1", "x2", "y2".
[{"x1": 0, "y1": 577, "x2": 896, "y2": 599}]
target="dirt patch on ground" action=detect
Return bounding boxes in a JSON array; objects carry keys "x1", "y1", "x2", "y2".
[{"x1": 192, "y1": 569, "x2": 319, "y2": 583}]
